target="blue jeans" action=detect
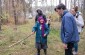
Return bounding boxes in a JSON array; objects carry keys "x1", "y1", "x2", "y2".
[{"x1": 74, "y1": 42, "x2": 78, "y2": 52}]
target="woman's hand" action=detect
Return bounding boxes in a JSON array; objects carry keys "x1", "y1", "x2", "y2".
[{"x1": 44, "y1": 34, "x2": 47, "y2": 37}]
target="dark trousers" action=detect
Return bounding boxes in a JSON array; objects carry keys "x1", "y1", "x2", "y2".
[
  {"x1": 37, "y1": 49, "x2": 47, "y2": 55},
  {"x1": 65, "y1": 42, "x2": 74, "y2": 55}
]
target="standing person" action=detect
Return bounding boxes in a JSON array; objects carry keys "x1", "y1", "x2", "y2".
[
  {"x1": 35, "y1": 9, "x2": 47, "y2": 23},
  {"x1": 75, "y1": 12, "x2": 84, "y2": 33},
  {"x1": 55, "y1": 4, "x2": 80, "y2": 55},
  {"x1": 71, "y1": 8, "x2": 84, "y2": 55},
  {"x1": 74, "y1": 6, "x2": 84, "y2": 30},
  {"x1": 32, "y1": 18, "x2": 49, "y2": 55}
]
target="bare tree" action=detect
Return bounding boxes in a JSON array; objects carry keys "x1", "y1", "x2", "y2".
[
  {"x1": 35, "y1": 0, "x2": 38, "y2": 9},
  {"x1": 21, "y1": 0, "x2": 26, "y2": 23},
  {"x1": 29, "y1": 0, "x2": 33, "y2": 16},
  {"x1": 12, "y1": 0, "x2": 18, "y2": 25},
  {"x1": 59, "y1": 0, "x2": 61, "y2": 4},
  {"x1": 83, "y1": 0, "x2": 85, "y2": 21},
  {"x1": 65, "y1": 0, "x2": 67, "y2": 7},
  {"x1": 4, "y1": 0, "x2": 9, "y2": 21},
  {"x1": 51, "y1": 0, "x2": 53, "y2": 14},
  {"x1": 70, "y1": 0, "x2": 73, "y2": 8},
  {"x1": 0, "y1": 0, "x2": 2, "y2": 31},
  {"x1": 74, "y1": 0, "x2": 76, "y2": 7}
]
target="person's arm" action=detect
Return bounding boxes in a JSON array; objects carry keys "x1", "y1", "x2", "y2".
[
  {"x1": 32, "y1": 22, "x2": 38, "y2": 34},
  {"x1": 44, "y1": 24, "x2": 49, "y2": 36},
  {"x1": 75, "y1": 15, "x2": 84, "y2": 27}
]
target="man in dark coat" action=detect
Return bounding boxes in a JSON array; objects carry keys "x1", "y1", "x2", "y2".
[{"x1": 35, "y1": 9, "x2": 47, "y2": 23}]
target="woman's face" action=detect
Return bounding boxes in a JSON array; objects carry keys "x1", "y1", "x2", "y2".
[
  {"x1": 40, "y1": 19, "x2": 44, "y2": 24},
  {"x1": 70, "y1": 9, "x2": 76, "y2": 16}
]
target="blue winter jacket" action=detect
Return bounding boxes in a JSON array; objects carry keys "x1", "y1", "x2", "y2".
[
  {"x1": 61, "y1": 11, "x2": 80, "y2": 44},
  {"x1": 32, "y1": 22, "x2": 49, "y2": 44}
]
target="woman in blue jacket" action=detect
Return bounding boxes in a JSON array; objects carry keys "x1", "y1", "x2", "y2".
[{"x1": 32, "y1": 17, "x2": 49, "y2": 55}]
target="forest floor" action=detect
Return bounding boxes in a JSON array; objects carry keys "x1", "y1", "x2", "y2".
[{"x1": 0, "y1": 19, "x2": 85, "y2": 55}]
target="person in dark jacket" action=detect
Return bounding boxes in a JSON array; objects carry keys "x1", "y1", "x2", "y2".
[
  {"x1": 32, "y1": 18, "x2": 49, "y2": 55},
  {"x1": 35, "y1": 9, "x2": 47, "y2": 23},
  {"x1": 55, "y1": 4, "x2": 80, "y2": 55}
]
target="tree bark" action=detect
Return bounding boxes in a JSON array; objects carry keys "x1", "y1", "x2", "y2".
[
  {"x1": 83, "y1": 0, "x2": 85, "y2": 21},
  {"x1": 12, "y1": 0, "x2": 18, "y2": 25},
  {"x1": 59, "y1": 0, "x2": 61, "y2": 4},
  {"x1": 74, "y1": 0, "x2": 76, "y2": 7},
  {"x1": 21, "y1": 0, "x2": 26, "y2": 23},
  {"x1": 0, "y1": 0, "x2": 2, "y2": 31},
  {"x1": 65, "y1": 0, "x2": 67, "y2": 7}
]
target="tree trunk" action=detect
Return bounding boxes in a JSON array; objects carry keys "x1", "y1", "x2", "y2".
[
  {"x1": 4, "y1": 0, "x2": 9, "y2": 23},
  {"x1": 65, "y1": 0, "x2": 67, "y2": 7},
  {"x1": 74, "y1": 0, "x2": 76, "y2": 7},
  {"x1": 21, "y1": 0, "x2": 26, "y2": 23},
  {"x1": 12, "y1": 0, "x2": 18, "y2": 25},
  {"x1": 51, "y1": 0, "x2": 53, "y2": 14},
  {"x1": 83, "y1": 0, "x2": 85, "y2": 21},
  {"x1": 0, "y1": 0, "x2": 2, "y2": 31},
  {"x1": 0, "y1": 18, "x2": 1, "y2": 31},
  {"x1": 70, "y1": 0, "x2": 73, "y2": 8},
  {"x1": 35, "y1": 0, "x2": 38, "y2": 9},
  {"x1": 29, "y1": 0, "x2": 32, "y2": 16},
  {"x1": 59, "y1": 0, "x2": 61, "y2": 4}
]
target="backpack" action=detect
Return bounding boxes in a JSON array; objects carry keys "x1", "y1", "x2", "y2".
[
  {"x1": 76, "y1": 12, "x2": 84, "y2": 28},
  {"x1": 76, "y1": 12, "x2": 79, "y2": 18}
]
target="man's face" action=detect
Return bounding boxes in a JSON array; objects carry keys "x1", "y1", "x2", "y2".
[
  {"x1": 37, "y1": 10, "x2": 41, "y2": 14},
  {"x1": 37, "y1": 10, "x2": 42, "y2": 15},
  {"x1": 56, "y1": 9, "x2": 63, "y2": 16}
]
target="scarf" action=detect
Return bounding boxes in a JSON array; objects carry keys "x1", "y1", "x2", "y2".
[{"x1": 38, "y1": 17, "x2": 45, "y2": 37}]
